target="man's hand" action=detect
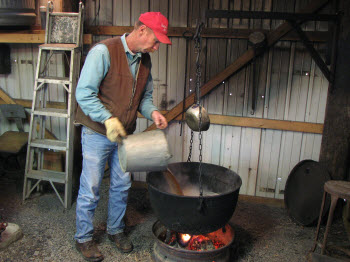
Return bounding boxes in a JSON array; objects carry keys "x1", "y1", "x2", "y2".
[
  {"x1": 151, "y1": 111, "x2": 168, "y2": 129},
  {"x1": 104, "y1": 117, "x2": 127, "y2": 143}
]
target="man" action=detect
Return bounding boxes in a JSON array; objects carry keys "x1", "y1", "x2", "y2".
[{"x1": 74, "y1": 12, "x2": 171, "y2": 262}]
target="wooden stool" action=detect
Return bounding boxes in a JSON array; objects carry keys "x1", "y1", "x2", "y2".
[
  {"x1": 312, "y1": 180, "x2": 350, "y2": 255},
  {"x1": 0, "y1": 105, "x2": 29, "y2": 171}
]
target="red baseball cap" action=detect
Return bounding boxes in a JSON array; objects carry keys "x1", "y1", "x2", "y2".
[{"x1": 139, "y1": 12, "x2": 172, "y2": 45}]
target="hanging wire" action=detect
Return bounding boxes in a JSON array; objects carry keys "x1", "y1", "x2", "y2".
[
  {"x1": 91, "y1": 0, "x2": 101, "y2": 26},
  {"x1": 180, "y1": 31, "x2": 193, "y2": 137}
]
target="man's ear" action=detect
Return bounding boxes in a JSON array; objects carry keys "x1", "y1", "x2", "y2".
[{"x1": 138, "y1": 25, "x2": 147, "y2": 35}]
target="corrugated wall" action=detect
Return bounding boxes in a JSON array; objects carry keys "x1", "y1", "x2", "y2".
[{"x1": 0, "y1": 0, "x2": 330, "y2": 199}]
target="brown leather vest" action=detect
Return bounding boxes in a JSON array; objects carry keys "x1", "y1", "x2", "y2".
[{"x1": 75, "y1": 37, "x2": 151, "y2": 135}]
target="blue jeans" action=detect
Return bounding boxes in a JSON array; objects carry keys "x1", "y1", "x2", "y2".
[{"x1": 75, "y1": 126, "x2": 131, "y2": 243}]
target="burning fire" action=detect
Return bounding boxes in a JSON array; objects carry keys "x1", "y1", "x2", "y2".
[
  {"x1": 165, "y1": 232, "x2": 225, "y2": 251},
  {"x1": 180, "y1": 233, "x2": 192, "y2": 242},
  {"x1": 178, "y1": 233, "x2": 192, "y2": 247}
]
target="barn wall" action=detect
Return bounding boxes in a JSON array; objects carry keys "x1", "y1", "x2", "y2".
[{"x1": 0, "y1": 0, "x2": 330, "y2": 199}]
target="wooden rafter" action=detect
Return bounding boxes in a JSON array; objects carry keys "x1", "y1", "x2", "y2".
[
  {"x1": 0, "y1": 88, "x2": 56, "y2": 139},
  {"x1": 86, "y1": 26, "x2": 328, "y2": 42},
  {"x1": 145, "y1": 0, "x2": 330, "y2": 132},
  {"x1": 0, "y1": 99, "x2": 323, "y2": 134},
  {"x1": 0, "y1": 33, "x2": 92, "y2": 44},
  {"x1": 0, "y1": 29, "x2": 327, "y2": 43}
]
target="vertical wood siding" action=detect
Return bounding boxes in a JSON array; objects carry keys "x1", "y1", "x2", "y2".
[{"x1": 0, "y1": 0, "x2": 329, "y2": 198}]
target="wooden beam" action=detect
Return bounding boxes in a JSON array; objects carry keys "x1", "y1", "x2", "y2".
[
  {"x1": 239, "y1": 194, "x2": 285, "y2": 208},
  {"x1": 0, "y1": 33, "x2": 92, "y2": 44},
  {"x1": 137, "y1": 111, "x2": 323, "y2": 134},
  {"x1": 0, "y1": 90, "x2": 57, "y2": 139},
  {"x1": 0, "y1": 89, "x2": 16, "y2": 104},
  {"x1": 0, "y1": 27, "x2": 327, "y2": 44},
  {"x1": 0, "y1": 98, "x2": 66, "y2": 109},
  {"x1": 1, "y1": 98, "x2": 323, "y2": 134},
  {"x1": 288, "y1": 20, "x2": 332, "y2": 82},
  {"x1": 86, "y1": 26, "x2": 328, "y2": 42},
  {"x1": 204, "y1": 114, "x2": 323, "y2": 134},
  {"x1": 145, "y1": 0, "x2": 329, "y2": 132},
  {"x1": 205, "y1": 10, "x2": 337, "y2": 21}
]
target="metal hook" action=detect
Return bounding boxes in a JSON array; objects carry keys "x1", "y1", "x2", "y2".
[{"x1": 47, "y1": 1, "x2": 54, "y2": 13}]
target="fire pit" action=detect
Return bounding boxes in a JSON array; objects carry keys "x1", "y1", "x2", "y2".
[
  {"x1": 147, "y1": 162, "x2": 241, "y2": 261},
  {"x1": 147, "y1": 162, "x2": 242, "y2": 234},
  {"x1": 152, "y1": 220, "x2": 234, "y2": 262}
]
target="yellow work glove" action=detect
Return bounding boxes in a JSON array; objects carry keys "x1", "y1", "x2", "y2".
[{"x1": 104, "y1": 117, "x2": 127, "y2": 143}]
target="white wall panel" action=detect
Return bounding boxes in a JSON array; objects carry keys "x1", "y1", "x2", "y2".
[{"x1": 0, "y1": 0, "x2": 330, "y2": 199}]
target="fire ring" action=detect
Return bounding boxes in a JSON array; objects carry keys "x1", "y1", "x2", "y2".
[{"x1": 152, "y1": 220, "x2": 235, "y2": 262}]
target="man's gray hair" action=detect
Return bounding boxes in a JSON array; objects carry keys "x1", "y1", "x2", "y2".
[{"x1": 135, "y1": 20, "x2": 144, "y2": 29}]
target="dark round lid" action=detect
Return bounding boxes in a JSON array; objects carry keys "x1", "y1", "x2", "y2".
[{"x1": 284, "y1": 160, "x2": 331, "y2": 226}]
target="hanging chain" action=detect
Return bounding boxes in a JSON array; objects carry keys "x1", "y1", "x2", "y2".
[
  {"x1": 193, "y1": 22, "x2": 205, "y2": 204},
  {"x1": 198, "y1": 114, "x2": 203, "y2": 199},
  {"x1": 187, "y1": 130, "x2": 194, "y2": 162},
  {"x1": 194, "y1": 22, "x2": 203, "y2": 106}
]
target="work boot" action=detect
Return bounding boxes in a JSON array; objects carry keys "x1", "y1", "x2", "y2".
[
  {"x1": 108, "y1": 232, "x2": 133, "y2": 253},
  {"x1": 75, "y1": 240, "x2": 104, "y2": 262}
]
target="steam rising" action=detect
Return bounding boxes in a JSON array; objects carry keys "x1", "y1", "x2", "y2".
[{"x1": 158, "y1": 170, "x2": 218, "y2": 197}]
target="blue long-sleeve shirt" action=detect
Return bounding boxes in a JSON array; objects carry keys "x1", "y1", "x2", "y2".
[{"x1": 76, "y1": 34, "x2": 158, "y2": 124}]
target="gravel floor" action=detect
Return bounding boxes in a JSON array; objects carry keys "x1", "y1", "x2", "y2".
[{"x1": 0, "y1": 170, "x2": 349, "y2": 262}]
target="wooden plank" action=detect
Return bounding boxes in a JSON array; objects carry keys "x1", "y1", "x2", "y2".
[
  {"x1": 257, "y1": 41, "x2": 288, "y2": 197},
  {"x1": 263, "y1": 0, "x2": 272, "y2": 30},
  {"x1": 0, "y1": 90, "x2": 56, "y2": 140},
  {"x1": 0, "y1": 89, "x2": 16, "y2": 104},
  {"x1": 205, "y1": 1, "x2": 228, "y2": 165},
  {"x1": 1, "y1": 97, "x2": 323, "y2": 134},
  {"x1": 84, "y1": 26, "x2": 328, "y2": 41},
  {"x1": 179, "y1": 114, "x2": 323, "y2": 134},
  {"x1": 240, "y1": 193, "x2": 284, "y2": 208},
  {"x1": 260, "y1": 42, "x2": 292, "y2": 197},
  {"x1": 238, "y1": 127, "x2": 260, "y2": 195},
  {"x1": 145, "y1": 0, "x2": 330, "y2": 132},
  {"x1": 113, "y1": 0, "x2": 130, "y2": 26},
  {"x1": 0, "y1": 99, "x2": 66, "y2": 109},
  {"x1": 0, "y1": 33, "x2": 92, "y2": 44},
  {"x1": 166, "y1": 0, "x2": 185, "y2": 163}
]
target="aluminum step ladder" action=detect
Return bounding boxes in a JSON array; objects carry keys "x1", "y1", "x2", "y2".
[{"x1": 23, "y1": 1, "x2": 84, "y2": 209}]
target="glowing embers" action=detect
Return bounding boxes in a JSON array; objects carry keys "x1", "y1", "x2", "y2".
[
  {"x1": 159, "y1": 222, "x2": 233, "y2": 251},
  {"x1": 164, "y1": 231, "x2": 225, "y2": 251},
  {"x1": 152, "y1": 221, "x2": 234, "y2": 262}
]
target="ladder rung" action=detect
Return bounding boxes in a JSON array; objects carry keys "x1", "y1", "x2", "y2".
[
  {"x1": 51, "y1": 12, "x2": 79, "y2": 17},
  {"x1": 37, "y1": 76, "x2": 70, "y2": 85},
  {"x1": 26, "y1": 170, "x2": 66, "y2": 184},
  {"x1": 33, "y1": 108, "x2": 69, "y2": 118},
  {"x1": 40, "y1": 43, "x2": 79, "y2": 50},
  {"x1": 30, "y1": 139, "x2": 67, "y2": 151}
]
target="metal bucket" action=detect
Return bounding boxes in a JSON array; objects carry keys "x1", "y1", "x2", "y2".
[{"x1": 118, "y1": 130, "x2": 172, "y2": 172}]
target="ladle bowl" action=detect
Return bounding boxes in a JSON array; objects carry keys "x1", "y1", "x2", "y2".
[
  {"x1": 147, "y1": 162, "x2": 242, "y2": 234},
  {"x1": 185, "y1": 104, "x2": 210, "y2": 131}
]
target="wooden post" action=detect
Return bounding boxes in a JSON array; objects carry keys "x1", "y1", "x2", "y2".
[{"x1": 319, "y1": 0, "x2": 350, "y2": 181}]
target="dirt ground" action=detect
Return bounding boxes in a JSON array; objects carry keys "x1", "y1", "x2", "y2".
[{"x1": 0, "y1": 169, "x2": 349, "y2": 262}]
